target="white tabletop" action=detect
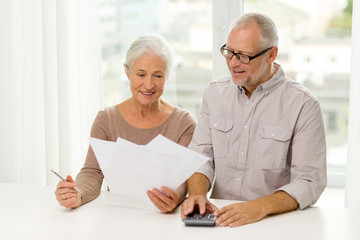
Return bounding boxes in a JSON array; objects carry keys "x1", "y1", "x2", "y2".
[{"x1": 1, "y1": 183, "x2": 359, "y2": 240}]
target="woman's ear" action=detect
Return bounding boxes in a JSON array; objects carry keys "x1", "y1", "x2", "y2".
[{"x1": 124, "y1": 64, "x2": 130, "y2": 79}]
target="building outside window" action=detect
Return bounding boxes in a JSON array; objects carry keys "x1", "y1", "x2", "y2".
[
  {"x1": 99, "y1": 0, "x2": 352, "y2": 186},
  {"x1": 243, "y1": 0, "x2": 352, "y2": 183}
]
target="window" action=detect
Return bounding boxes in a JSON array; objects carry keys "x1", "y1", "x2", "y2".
[
  {"x1": 99, "y1": 0, "x2": 212, "y2": 118},
  {"x1": 244, "y1": 0, "x2": 352, "y2": 185},
  {"x1": 100, "y1": 0, "x2": 352, "y2": 187},
  {"x1": 325, "y1": 111, "x2": 338, "y2": 132},
  {"x1": 329, "y1": 55, "x2": 338, "y2": 64}
]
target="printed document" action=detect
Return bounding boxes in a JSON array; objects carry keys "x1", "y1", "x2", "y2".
[{"x1": 89, "y1": 134, "x2": 208, "y2": 209}]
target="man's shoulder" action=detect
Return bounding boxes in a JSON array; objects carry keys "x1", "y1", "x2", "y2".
[
  {"x1": 203, "y1": 76, "x2": 238, "y2": 104},
  {"x1": 206, "y1": 75, "x2": 234, "y2": 92},
  {"x1": 283, "y1": 78, "x2": 319, "y2": 102},
  {"x1": 209, "y1": 75, "x2": 232, "y2": 85}
]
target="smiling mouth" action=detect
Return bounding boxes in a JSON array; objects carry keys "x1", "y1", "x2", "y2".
[
  {"x1": 233, "y1": 69, "x2": 245, "y2": 74},
  {"x1": 141, "y1": 91, "x2": 154, "y2": 96}
]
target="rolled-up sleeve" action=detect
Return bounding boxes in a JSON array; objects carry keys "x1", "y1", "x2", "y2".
[{"x1": 277, "y1": 99, "x2": 327, "y2": 209}]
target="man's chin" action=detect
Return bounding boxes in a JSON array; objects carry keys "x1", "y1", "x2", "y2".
[{"x1": 231, "y1": 78, "x2": 246, "y2": 87}]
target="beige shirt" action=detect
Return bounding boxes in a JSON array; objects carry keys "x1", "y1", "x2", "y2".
[
  {"x1": 76, "y1": 105, "x2": 196, "y2": 205},
  {"x1": 189, "y1": 63, "x2": 327, "y2": 209}
]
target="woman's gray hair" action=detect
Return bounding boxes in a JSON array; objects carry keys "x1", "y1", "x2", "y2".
[
  {"x1": 229, "y1": 12, "x2": 278, "y2": 49},
  {"x1": 124, "y1": 34, "x2": 175, "y2": 78}
]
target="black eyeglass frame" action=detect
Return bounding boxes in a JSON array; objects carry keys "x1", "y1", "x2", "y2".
[{"x1": 220, "y1": 44, "x2": 273, "y2": 64}]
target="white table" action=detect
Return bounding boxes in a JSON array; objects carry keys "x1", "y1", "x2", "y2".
[{"x1": 1, "y1": 183, "x2": 359, "y2": 240}]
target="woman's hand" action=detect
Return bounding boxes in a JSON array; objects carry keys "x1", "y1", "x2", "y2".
[
  {"x1": 146, "y1": 186, "x2": 180, "y2": 213},
  {"x1": 54, "y1": 175, "x2": 82, "y2": 208}
]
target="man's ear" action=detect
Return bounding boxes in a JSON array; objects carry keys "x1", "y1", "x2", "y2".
[{"x1": 267, "y1": 46, "x2": 278, "y2": 63}]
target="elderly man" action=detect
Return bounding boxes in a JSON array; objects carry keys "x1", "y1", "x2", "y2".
[{"x1": 181, "y1": 12, "x2": 326, "y2": 227}]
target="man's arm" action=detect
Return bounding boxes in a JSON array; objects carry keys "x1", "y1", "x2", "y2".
[
  {"x1": 180, "y1": 173, "x2": 218, "y2": 218},
  {"x1": 277, "y1": 99, "x2": 327, "y2": 209},
  {"x1": 214, "y1": 191, "x2": 299, "y2": 227},
  {"x1": 188, "y1": 172, "x2": 210, "y2": 196},
  {"x1": 260, "y1": 191, "x2": 299, "y2": 215}
]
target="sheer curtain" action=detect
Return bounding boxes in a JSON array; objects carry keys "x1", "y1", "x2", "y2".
[
  {"x1": 0, "y1": 0, "x2": 102, "y2": 186},
  {"x1": 345, "y1": 0, "x2": 360, "y2": 208}
]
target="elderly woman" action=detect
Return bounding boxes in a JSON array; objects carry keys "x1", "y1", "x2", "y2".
[{"x1": 54, "y1": 34, "x2": 196, "y2": 212}]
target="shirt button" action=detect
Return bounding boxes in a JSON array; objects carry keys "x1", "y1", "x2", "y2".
[
  {"x1": 244, "y1": 125, "x2": 248, "y2": 129},
  {"x1": 240, "y1": 152, "x2": 244, "y2": 155},
  {"x1": 214, "y1": 123, "x2": 218, "y2": 127},
  {"x1": 271, "y1": 133, "x2": 276, "y2": 137},
  {"x1": 236, "y1": 178, "x2": 240, "y2": 182},
  {"x1": 246, "y1": 101, "x2": 249, "y2": 104}
]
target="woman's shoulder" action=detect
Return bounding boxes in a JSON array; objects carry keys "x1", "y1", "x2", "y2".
[
  {"x1": 103, "y1": 104, "x2": 121, "y2": 116},
  {"x1": 90, "y1": 104, "x2": 127, "y2": 141},
  {"x1": 170, "y1": 106, "x2": 197, "y2": 126},
  {"x1": 93, "y1": 105, "x2": 122, "y2": 126},
  {"x1": 163, "y1": 106, "x2": 196, "y2": 146}
]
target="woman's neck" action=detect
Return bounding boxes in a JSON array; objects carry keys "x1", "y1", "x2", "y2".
[
  {"x1": 118, "y1": 98, "x2": 174, "y2": 129},
  {"x1": 129, "y1": 98, "x2": 163, "y2": 117}
]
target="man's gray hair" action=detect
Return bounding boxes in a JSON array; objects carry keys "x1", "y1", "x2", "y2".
[
  {"x1": 230, "y1": 12, "x2": 279, "y2": 49},
  {"x1": 125, "y1": 34, "x2": 175, "y2": 78}
]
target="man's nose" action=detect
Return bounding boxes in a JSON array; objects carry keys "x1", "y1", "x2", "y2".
[{"x1": 229, "y1": 55, "x2": 241, "y2": 67}]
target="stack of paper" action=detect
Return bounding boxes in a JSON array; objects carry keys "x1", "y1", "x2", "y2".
[{"x1": 89, "y1": 134, "x2": 208, "y2": 209}]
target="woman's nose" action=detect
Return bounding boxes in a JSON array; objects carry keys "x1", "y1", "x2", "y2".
[{"x1": 143, "y1": 76, "x2": 154, "y2": 89}]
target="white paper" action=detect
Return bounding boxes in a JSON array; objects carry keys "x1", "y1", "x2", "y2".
[{"x1": 89, "y1": 134, "x2": 208, "y2": 209}]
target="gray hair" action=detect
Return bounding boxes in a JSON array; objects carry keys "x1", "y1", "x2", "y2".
[
  {"x1": 124, "y1": 34, "x2": 175, "y2": 78},
  {"x1": 230, "y1": 12, "x2": 278, "y2": 49}
]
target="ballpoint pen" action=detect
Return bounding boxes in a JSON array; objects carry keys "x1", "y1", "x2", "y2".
[{"x1": 51, "y1": 169, "x2": 82, "y2": 194}]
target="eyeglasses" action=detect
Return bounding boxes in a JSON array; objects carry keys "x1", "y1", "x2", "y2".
[{"x1": 220, "y1": 44, "x2": 273, "y2": 64}]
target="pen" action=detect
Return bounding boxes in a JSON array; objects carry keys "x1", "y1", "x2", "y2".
[{"x1": 51, "y1": 169, "x2": 82, "y2": 194}]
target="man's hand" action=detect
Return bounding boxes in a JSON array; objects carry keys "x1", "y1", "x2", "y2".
[
  {"x1": 181, "y1": 195, "x2": 218, "y2": 219},
  {"x1": 181, "y1": 173, "x2": 218, "y2": 218},
  {"x1": 214, "y1": 191, "x2": 299, "y2": 227},
  {"x1": 214, "y1": 201, "x2": 266, "y2": 227}
]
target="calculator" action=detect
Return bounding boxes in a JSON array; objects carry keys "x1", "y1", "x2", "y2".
[{"x1": 182, "y1": 213, "x2": 217, "y2": 226}]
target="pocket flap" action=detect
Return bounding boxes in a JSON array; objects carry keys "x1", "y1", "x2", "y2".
[
  {"x1": 210, "y1": 116, "x2": 233, "y2": 133},
  {"x1": 262, "y1": 126, "x2": 292, "y2": 141}
]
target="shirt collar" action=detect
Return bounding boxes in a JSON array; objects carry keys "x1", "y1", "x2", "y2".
[
  {"x1": 258, "y1": 63, "x2": 284, "y2": 96},
  {"x1": 237, "y1": 62, "x2": 284, "y2": 96}
]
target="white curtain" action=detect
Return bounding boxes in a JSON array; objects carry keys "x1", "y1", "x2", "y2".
[
  {"x1": 0, "y1": 0, "x2": 102, "y2": 186},
  {"x1": 345, "y1": 0, "x2": 360, "y2": 208}
]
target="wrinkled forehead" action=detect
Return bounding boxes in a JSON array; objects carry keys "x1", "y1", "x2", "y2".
[{"x1": 227, "y1": 24, "x2": 262, "y2": 54}]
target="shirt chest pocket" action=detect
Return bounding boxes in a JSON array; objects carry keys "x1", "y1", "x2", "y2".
[
  {"x1": 256, "y1": 126, "x2": 292, "y2": 169},
  {"x1": 210, "y1": 116, "x2": 233, "y2": 158}
]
